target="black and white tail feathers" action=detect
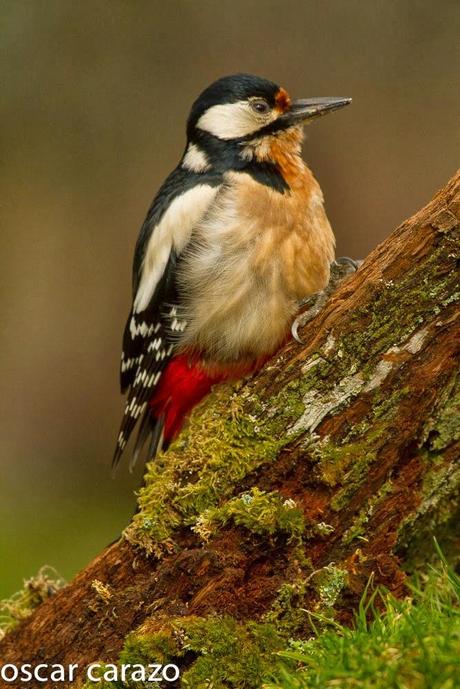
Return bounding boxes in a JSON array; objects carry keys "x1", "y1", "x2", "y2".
[
  {"x1": 112, "y1": 321, "x2": 171, "y2": 471},
  {"x1": 112, "y1": 251, "x2": 179, "y2": 471}
]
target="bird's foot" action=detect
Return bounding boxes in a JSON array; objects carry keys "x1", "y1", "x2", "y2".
[{"x1": 291, "y1": 257, "x2": 362, "y2": 344}]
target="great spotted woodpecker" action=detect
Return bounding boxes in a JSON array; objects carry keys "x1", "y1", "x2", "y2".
[{"x1": 113, "y1": 73, "x2": 351, "y2": 470}]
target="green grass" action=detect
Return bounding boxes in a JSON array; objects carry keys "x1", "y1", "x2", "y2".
[{"x1": 266, "y1": 553, "x2": 460, "y2": 689}]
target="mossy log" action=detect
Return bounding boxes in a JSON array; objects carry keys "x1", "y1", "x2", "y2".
[{"x1": 1, "y1": 172, "x2": 459, "y2": 688}]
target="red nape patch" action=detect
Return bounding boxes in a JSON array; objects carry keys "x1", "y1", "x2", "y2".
[
  {"x1": 149, "y1": 355, "x2": 228, "y2": 443},
  {"x1": 275, "y1": 87, "x2": 291, "y2": 112}
]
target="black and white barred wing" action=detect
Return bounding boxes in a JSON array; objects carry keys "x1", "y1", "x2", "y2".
[
  {"x1": 113, "y1": 174, "x2": 222, "y2": 469},
  {"x1": 114, "y1": 305, "x2": 175, "y2": 470}
]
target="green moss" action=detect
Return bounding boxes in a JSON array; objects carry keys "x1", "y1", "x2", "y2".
[
  {"x1": 313, "y1": 564, "x2": 348, "y2": 609},
  {"x1": 179, "y1": 617, "x2": 284, "y2": 689},
  {"x1": 422, "y1": 374, "x2": 460, "y2": 451},
  {"x1": 394, "y1": 372, "x2": 460, "y2": 551},
  {"x1": 120, "y1": 628, "x2": 178, "y2": 665},
  {"x1": 311, "y1": 385, "x2": 410, "y2": 512},
  {"x1": 402, "y1": 507, "x2": 460, "y2": 574},
  {"x1": 332, "y1": 241, "x2": 459, "y2": 381},
  {"x1": 398, "y1": 450, "x2": 460, "y2": 551},
  {"x1": 125, "y1": 386, "x2": 284, "y2": 552},
  {"x1": 342, "y1": 480, "x2": 394, "y2": 545},
  {"x1": 264, "y1": 562, "x2": 350, "y2": 639},
  {"x1": 125, "y1": 377, "x2": 308, "y2": 553},
  {"x1": 312, "y1": 438, "x2": 375, "y2": 488},
  {"x1": 263, "y1": 579, "x2": 313, "y2": 636},
  {"x1": 312, "y1": 521, "x2": 335, "y2": 537},
  {"x1": 0, "y1": 567, "x2": 64, "y2": 639},
  {"x1": 369, "y1": 386, "x2": 410, "y2": 423},
  {"x1": 112, "y1": 615, "x2": 286, "y2": 689},
  {"x1": 193, "y1": 488, "x2": 305, "y2": 543}
]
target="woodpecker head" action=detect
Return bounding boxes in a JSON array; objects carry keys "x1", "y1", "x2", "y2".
[{"x1": 186, "y1": 74, "x2": 351, "y2": 156}]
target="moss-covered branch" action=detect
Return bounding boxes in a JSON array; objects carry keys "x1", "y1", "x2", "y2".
[{"x1": 1, "y1": 172, "x2": 459, "y2": 688}]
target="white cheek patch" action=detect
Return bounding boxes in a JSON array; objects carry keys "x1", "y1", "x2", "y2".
[
  {"x1": 196, "y1": 101, "x2": 266, "y2": 139},
  {"x1": 134, "y1": 184, "x2": 220, "y2": 313},
  {"x1": 182, "y1": 143, "x2": 210, "y2": 172}
]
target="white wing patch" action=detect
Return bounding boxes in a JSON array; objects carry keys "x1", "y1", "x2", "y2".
[
  {"x1": 133, "y1": 184, "x2": 220, "y2": 313},
  {"x1": 196, "y1": 101, "x2": 273, "y2": 140},
  {"x1": 182, "y1": 143, "x2": 210, "y2": 172}
]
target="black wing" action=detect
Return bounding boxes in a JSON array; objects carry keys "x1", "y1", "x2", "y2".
[{"x1": 113, "y1": 166, "x2": 221, "y2": 470}]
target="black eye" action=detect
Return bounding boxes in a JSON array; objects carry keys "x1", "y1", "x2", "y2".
[{"x1": 251, "y1": 99, "x2": 270, "y2": 115}]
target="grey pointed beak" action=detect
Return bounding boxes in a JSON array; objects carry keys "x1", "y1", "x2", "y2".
[{"x1": 281, "y1": 97, "x2": 352, "y2": 125}]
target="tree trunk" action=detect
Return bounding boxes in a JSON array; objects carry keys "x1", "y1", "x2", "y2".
[{"x1": 1, "y1": 172, "x2": 459, "y2": 688}]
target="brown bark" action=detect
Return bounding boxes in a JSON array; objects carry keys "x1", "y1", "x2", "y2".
[{"x1": 0, "y1": 172, "x2": 459, "y2": 685}]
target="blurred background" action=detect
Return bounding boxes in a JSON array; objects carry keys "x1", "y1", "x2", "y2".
[{"x1": 1, "y1": 0, "x2": 459, "y2": 598}]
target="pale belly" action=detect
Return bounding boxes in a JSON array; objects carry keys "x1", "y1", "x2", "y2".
[
  {"x1": 177, "y1": 248, "x2": 298, "y2": 363},
  {"x1": 176, "y1": 172, "x2": 335, "y2": 364}
]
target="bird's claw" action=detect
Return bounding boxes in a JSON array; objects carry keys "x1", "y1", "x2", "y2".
[
  {"x1": 291, "y1": 292, "x2": 328, "y2": 343},
  {"x1": 291, "y1": 256, "x2": 362, "y2": 344},
  {"x1": 291, "y1": 317, "x2": 304, "y2": 344},
  {"x1": 333, "y1": 256, "x2": 363, "y2": 272}
]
